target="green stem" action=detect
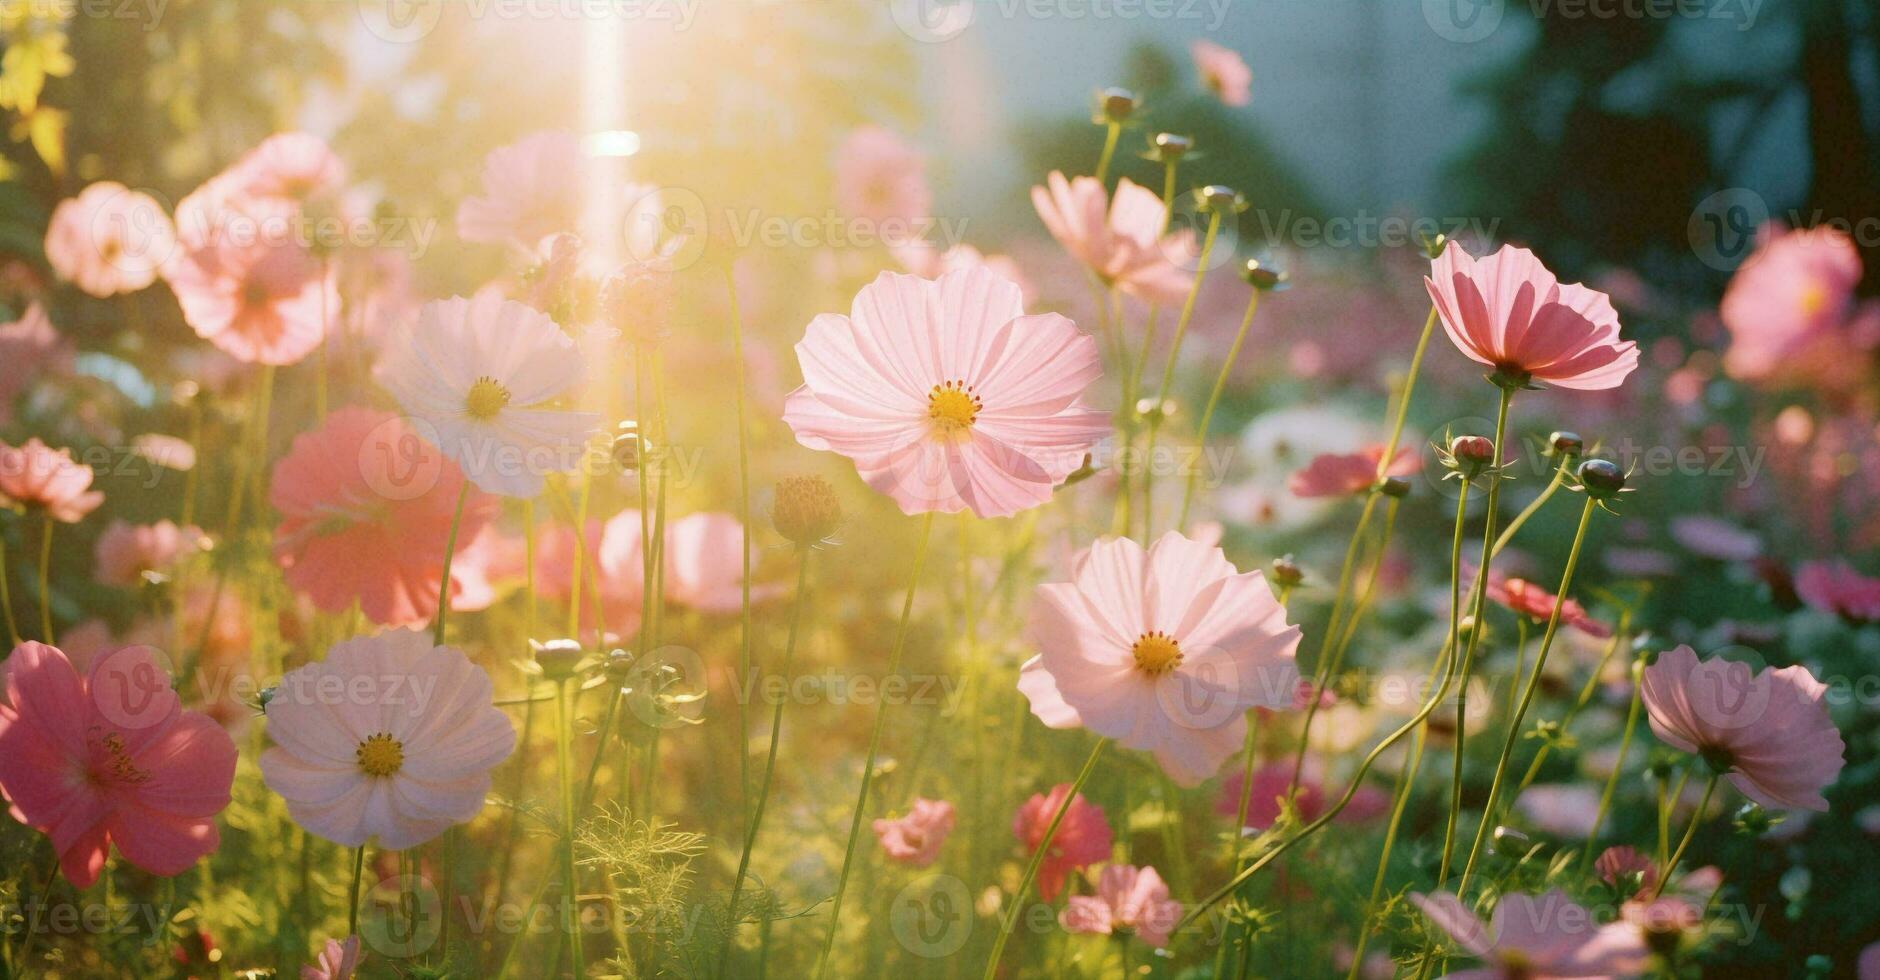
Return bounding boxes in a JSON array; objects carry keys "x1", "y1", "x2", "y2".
[
  {"x1": 812, "y1": 511, "x2": 936, "y2": 979},
  {"x1": 1518, "y1": 612, "x2": 1630, "y2": 797},
  {"x1": 1142, "y1": 209, "x2": 1222, "y2": 539},
  {"x1": 1580, "y1": 660, "x2": 1644, "y2": 874},
  {"x1": 1458, "y1": 495, "x2": 1599, "y2": 894},
  {"x1": 1178, "y1": 289, "x2": 1260, "y2": 528},
  {"x1": 555, "y1": 677, "x2": 585, "y2": 980},
  {"x1": 1651, "y1": 773, "x2": 1719, "y2": 900},
  {"x1": 1434, "y1": 386, "x2": 1515, "y2": 890},
  {"x1": 431, "y1": 481, "x2": 472, "y2": 647},
  {"x1": 1493, "y1": 454, "x2": 1571, "y2": 555},
  {"x1": 1288, "y1": 492, "x2": 1381, "y2": 792},
  {"x1": 347, "y1": 845, "x2": 365, "y2": 936},
  {"x1": 1094, "y1": 122, "x2": 1121, "y2": 184},
  {"x1": 981, "y1": 739, "x2": 1108, "y2": 980},
  {"x1": 719, "y1": 547, "x2": 813, "y2": 978},
  {"x1": 1378, "y1": 308, "x2": 1438, "y2": 468},
  {"x1": 727, "y1": 265, "x2": 755, "y2": 825},
  {"x1": 0, "y1": 534, "x2": 20, "y2": 649},
  {"x1": 35, "y1": 512, "x2": 52, "y2": 642}
]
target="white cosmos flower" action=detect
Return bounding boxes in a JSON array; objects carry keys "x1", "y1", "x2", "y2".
[{"x1": 377, "y1": 293, "x2": 602, "y2": 497}]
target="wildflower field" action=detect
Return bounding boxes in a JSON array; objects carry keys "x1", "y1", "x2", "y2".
[{"x1": 0, "y1": 3, "x2": 1875, "y2": 978}]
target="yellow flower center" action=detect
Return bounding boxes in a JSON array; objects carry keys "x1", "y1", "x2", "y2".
[
  {"x1": 927, "y1": 380, "x2": 982, "y2": 435},
  {"x1": 1131, "y1": 630, "x2": 1183, "y2": 676},
  {"x1": 355, "y1": 732, "x2": 405, "y2": 777},
  {"x1": 464, "y1": 376, "x2": 512, "y2": 421},
  {"x1": 1799, "y1": 283, "x2": 1828, "y2": 316}
]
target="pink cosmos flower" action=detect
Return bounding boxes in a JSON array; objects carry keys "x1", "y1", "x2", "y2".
[
  {"x1": 164, "y1": 234, "x2": 334, "y2": 366},
  {"x1": 44, "y1": 181, "x2": 176, "y2": 296},
  {"x1": 1669, "y1": 515, "x2": 1761, "y2": 562},
  {"x1": 872, "y1": 796, "x2": 956, "y2": 867},
  {"x1": 1859, "y1": 940, "x2": 1880, "y2": 980},
  {"x1": 1288, "y1": 445, "x2": 1419, "y2": 498},
  {"x1": 0, "y1": 438, "x2": 103, "y2": 521},
  {"x1": 1190, "y1": 40, "x2": 1252, "y2": 106},
  {"x1": 892, "y1": 242, "x2": 1034, "y2": 303},
  {"x1": 834, "y1": 126, "x2": 932, "y2": 228},
  {"x1": 260, "y1": 629, "x2": 517, "y2": 849},
  {"x1": 1640, "y1": 645, "x2": 1844, "y2": 811},
  {"x1": 1411, "y1": 889, "x2": 1650, "y2": 980},
  {"x1": 301, "y1": 935, "x2": 363, "y2": 980},
  {"x1": 783, "y1": 266, "x2": 1108, "y2": 518},
  {"x1": 664, "y1": 511, "x2": 781, "y2": 613},
  {"x1": 1032, "y1": 171, "x2": 1197, "y2": 305},
  {"x1": 1018, "y1": 531, "x2": 1303, "y2": 785},
  {"x1": 1793, "y1": 560, "x2": 1880, "y2": 624},
  {"x1": 1059, "y1": 864, "x2": 1183, "y2": 948},
  {"x1": 0, "y1": 642, "x2": 237, "y2": 887},
  {"x1": 1720, "y1": 225, "x2": 1862, "y2": 382},
  {"x1": 1424, "y1": 242, "x2": 1639, "y2": 390},
  {"x1": 0, "y1": 304, "x2": 70, "y2": 423},
  {"x1": 1485, "y1": 575, "x2": 1612, "y2": 638},
  {"x1": 1013, "y1": 783, "x2": 1113, "y2": 901},
  {"x1": 1514, "y1": 784, "x2": 1603, "y2": 838},
  {"x1": 536, "y1": 515, "x2": 644, "y2": 640},
  {"x1": 456, "y1": 131, "x2": 585, "y2": 252},
  {"x1": 231, "y1": 132, "x2": 347, "y2": 203},
  {"x1": 94, "y1": 519, "x2": 206, "y2": 588},
  {"x1": 1215, "y1": 761, "x2": 1389, "y2": 831},
  {"x1": 1594, "y1": 845, "x2": 1658, "y2": 897},
  {"x1": 270, "y1": 408, "x2": 499, "y2": 628}
]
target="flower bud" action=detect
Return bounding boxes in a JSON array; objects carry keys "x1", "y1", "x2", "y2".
[
  {"x1": 1378, "y1": 476, "x2": 1411, "y2": 499},
  {"x1": 1269, "y1": 555, "x2": 1304, "y2": 590},
  {"x1": 1147, "y1": 132, "x2": 1193, "y2": 161},
  {"x1": 1134, "y1": 396, "x2": 1178, "y2": 424},
  {"x1": 772, "y1": 475, "x2": 842, "y2": 548},
  {"x1": 1547, "y1": 430, "x2": 1584, "y2": 458},
  {"x1": 612, "y1": 421, "x2": 644, "y2": 474},
  {"x1": 531, "y1": 638, "x2": 586, "y2": 682},
  {"x1": 1491, "y1": 826, "x2": 1531, "y2": 858},
  {"x1": 1240, "y1": 258, "x2": 1288, "y2": 291},
  {"x1": 1451, "y1": 435, "x2": 1494, "y2": 463},
  {"x1": 1197, "y1": 185, "x2": 1246, "y2": 214},
  {"x1": 1096, "y1": 87, "x2": 1139, "y2": 124},
  {"x1": 604, "y1": 648, "x2": 636, "y2": 681},
  {"x1": 1577, "y1": 457, "x2": 1627, "y2": 499},
  {"x1": 1418, "y1": 231, "x2": 1449, "y2": 260}
]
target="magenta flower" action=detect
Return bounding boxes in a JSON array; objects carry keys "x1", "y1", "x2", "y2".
[
  {"x1": 94, "y1": 519, "x2": 205, "y2": 589},
  {"x1": 1012, "y1": 783, "x2": 1113, "y2": 901},
  {"x1": 0, "y1": 642, "x2": 237, "y2": 887},
  {"x1": 1190, "y1": 40, "x2": 1252, "y2": 106},
  {"x1": 230, "y1": 132, "x2": 347, "y2": 203},
  {"x1": 163, "y1": 232, "x2": 334, "y2": 366},
  {"x1": 301, "y1": 935, "x2": 363, "y2": 980},
  {"x1": 1411, "y1": 889, "x2": 1650, "y2": 980},
  {"x1": 1794, "y1": 560, "x2": 1880, "y2": 624},
  {"x1": 260, "y1": 629, "x2": 517, "y2": 849},
  {"x1": 1594, "y1": 845, "x2": 1658, "y2": 897},
  {"x1": 1720, "y1": 225, "x2": 1862, "y2": 382},
  {"x1": 834, "y1": 126, "x2": 932, "y2": 229},
  {"x1": 1017, "y1": 531, "x2": 1303, "y2": 785},
  {"x1": 0, "y1": 438, "x2": 103, "y2": 522},
  {"x1": 872, "y1": 797, "x2": 957, "y2": 868},
  {"x1": 1031, "y1": 171, "x2": 1197, "y2": 305},
  {"x1": 45, "y1": 181, "x2": 176, "y2": 297},
  {"x1": 1485, "y1": 575, "x2": 1611, "y2": 638},
  {"x1": 1424, "y1": 242, "x2": 1638, "y2": 390},
  {"x1": 1215, "y1": 760, "x2": 1389, "y2": 831},
  {"x1": 1640, "y1": 645, "x2": 1844, "y2": 811},
  {"x1": 783, "y1": 266, "x2": 1108, "y2": 518},
  {"x1": 1060, "y1": 864, "x2": 1183, "y2": 948},
  {"x1": 1669, "y1": 515, "x2": 1761, "y2": 562},
  {"x1": 1288, "y1": 445, "x2": 1419, "y2": 499}
]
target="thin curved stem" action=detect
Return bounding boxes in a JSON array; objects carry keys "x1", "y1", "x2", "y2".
[
  {"x1": 1518, "y1": 612, "x2": 1631, "y2": 797},
  {"x1": 1493, "y1": 454, "x2": 1571, "y2": 555},
  {"x1": 812, "y1": 511, "x2": 936, "y2": 979},
  {"x1": 555, "y1": 677, "x2": 585, "y2": 980},
  {"x1": 0, "y1": 533, "x2": 21, "y2": 650},
  {"x1": 430, "y1": 481, "x2": 472, "y2": 646},
  {"x1": 346, "y1": 845, "x2": 366, "y2": 937},
  {"x1": 1178, "y1": 289, "x2": 1260, "y2": 528},
  {"x1": 1094, "y1": 122, "x2": 1121, "y2": 184},
  {"x1": 1378, "y1": 308, "x2": 1439, "y2": 469},
  {"x1": 1141, "y1": 209, "x2": 1221, "y2": 540},
  {"x1": 1458, "y1": 495, "x2": 1599, "y2": 894},
  {"x1": 719, "y1": 547, "x2": 813, "y2": 977},
  {"x1": 1288, "y1": 492, "x2": 1384, "y2": 792},
  {"x1": 982, "y1": 739, "x2": 1107, "y2": 980},
  {"x1": 727, "y1": 265, "x2": 755, "y2": 823},
  {"x1": 1580, "y1": 660, "x2": 1644, "y2": 874},
  {"x1": 1651, "y1": 773, "x2": 1719, "y2": 900},
  {"x1": 1434, "y1": 386, "x2": 1515, "y2": 890},
  {"x1": 35, "y1": 513, "x2": 52, "y2": 643}
]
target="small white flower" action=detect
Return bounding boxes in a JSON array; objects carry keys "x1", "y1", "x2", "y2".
[{"x1": 377, "y1": 293, "x2": 602, "y2": 497}]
